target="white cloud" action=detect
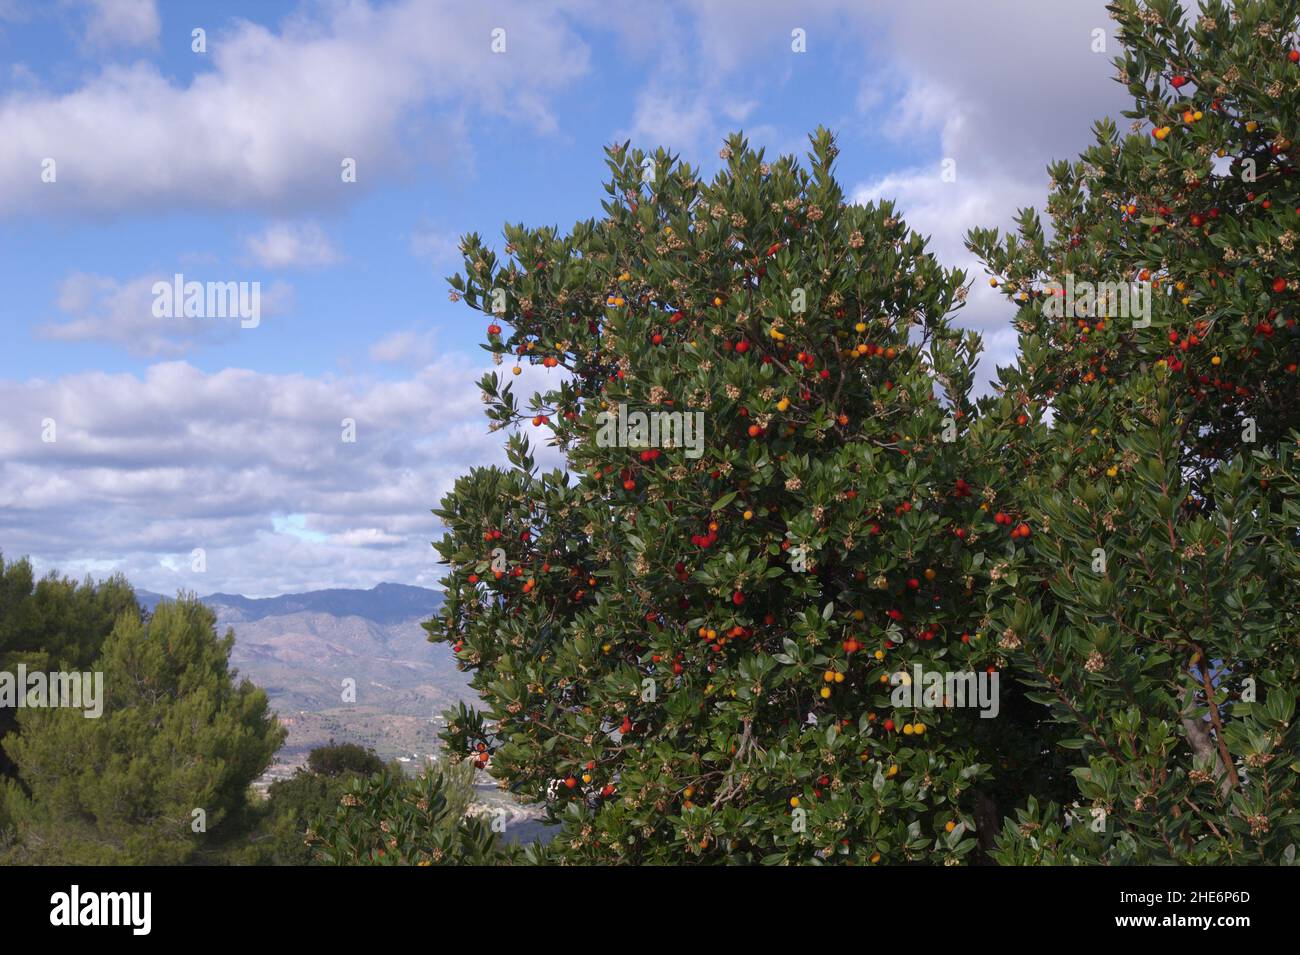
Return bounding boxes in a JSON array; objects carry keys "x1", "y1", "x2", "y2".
[
  {"x1": 843, "y1": 0, "x2": 1129, "y2": 389},
  {"x1": 0, "y1": 0, "x2": 591, "y2": 218},
  {"x1": 332, "y1": 527, "x2": 405, "y2": 547},
  {"x1": 408, "y1": 225, "x2": 462, "y2": 270},
  {"x1": 610, "y1": 0, "x2": 869, "y2": 156},
  {"x1": 0, "y1": 356, "x2": 564, "y2": 595},
  {"x1": 244, "y1": 222, "x2": 341, "y2": 269},
  {"x1": 369, "y1": 328, "x2": 439, "y2": 366},
  {"x1": 867, "y1": 0, "x2": 1126, "y2": 177},
  {"x1": 625, "y1": 90, "x2": 716, "y2": 151},
  {"x1": 75, "y1": 0, "x2": 159, "y2": 49},
  {"x1": 38, "y1": 271, "x2": 294, "y2": 357}
]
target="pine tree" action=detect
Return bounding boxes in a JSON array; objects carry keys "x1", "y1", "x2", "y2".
[
  {"x1": 0, "y1": 553, "x2": 139, "y2": 782},
  {"x1": 1, "y1": 595, "x2": 285, "y2": 864}
]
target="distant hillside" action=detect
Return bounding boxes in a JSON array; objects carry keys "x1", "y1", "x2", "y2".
[
  {"x1": 133, "y1": 583, "x2": 469, "y2": 762},
  {"x1": 126, "y1": 582, "x2": 544, "y2": 837}
]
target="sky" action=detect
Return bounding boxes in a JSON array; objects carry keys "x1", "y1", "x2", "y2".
[{"x1": 0, "y1": 0, "x2": 1132, "y2": 597}]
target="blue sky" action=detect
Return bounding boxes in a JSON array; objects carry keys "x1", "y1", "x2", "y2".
[{"x1": 0, "y1": 0, "x2": 1129, "y2": 595}]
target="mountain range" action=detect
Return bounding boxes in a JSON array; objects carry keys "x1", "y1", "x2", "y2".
[
  {"x1": 138, "y1": 583, "x2": 473, "y2": 770},
  {"x1": 136, "y1": 582, "x2": 547, "y2": 838},
  {"x1": 135, "y1": 581, "x2": 443, "y2": 625}
]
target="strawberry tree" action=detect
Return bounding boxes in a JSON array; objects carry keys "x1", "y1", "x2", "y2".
[
  {"x1": 425, "y1": 129, "x2": 1025, "y2": 863},
  {"x1": 965, "y1": 0, "x2": 1300, "y2": 862},
  {"x1": 308, "y1": 766, "x2": 505, "y2": 866},
  {"x1": 967, "y1": 0, "x2": 1299, "y2": 480}
]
